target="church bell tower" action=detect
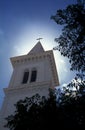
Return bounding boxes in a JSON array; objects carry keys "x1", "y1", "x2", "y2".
[{"x1": 0, "y1": 41, "x2": 59, "y2": 130}]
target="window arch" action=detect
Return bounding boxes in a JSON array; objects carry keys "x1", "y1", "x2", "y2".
[
  {"x1": 30, "y1": 68, "x2": 37, "y2": 82},
  {"x1": 22, "y1": 69, "x2": 29, "y2": 84}
]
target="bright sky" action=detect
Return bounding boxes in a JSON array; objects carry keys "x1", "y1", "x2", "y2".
[{"x1": 0, "y1": 0, "x2": 77, "y2": 108}]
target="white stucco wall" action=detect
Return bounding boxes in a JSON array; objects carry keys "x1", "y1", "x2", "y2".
[{"x1": 0, "y1": 48, "x2": 59, "y2": 130}]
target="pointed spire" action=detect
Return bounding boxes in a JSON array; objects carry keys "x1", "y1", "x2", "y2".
[{"x1": 28, "y1": 41, "x2": 44, "y2": 55}]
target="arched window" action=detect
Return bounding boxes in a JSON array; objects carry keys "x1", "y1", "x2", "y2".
[
  {"x1": 30, "y1": 69, "x2": 37, "y2": 82},
  {"x1": 22, "y1": 70, "x2": 29, "y2": 84}
]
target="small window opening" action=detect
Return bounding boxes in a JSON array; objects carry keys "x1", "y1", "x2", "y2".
[
  {"x1": 30, "y1": 70, "x2": 37, "y2": 82},
  {"x1": 22, "y1": 71, "x2": 29, "y2": 84}
]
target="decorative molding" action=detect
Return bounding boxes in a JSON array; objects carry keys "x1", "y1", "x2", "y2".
[
  {"x1": 4, "y1": 81, "x2": 52, "y2": 94},
  {"x1": 10, "y1": 50, "x2": 52, "y2": 67}
]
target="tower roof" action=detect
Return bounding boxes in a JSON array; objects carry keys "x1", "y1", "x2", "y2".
[{"x1": 28, "y1": 41, "x2": 44, "y2": 55}]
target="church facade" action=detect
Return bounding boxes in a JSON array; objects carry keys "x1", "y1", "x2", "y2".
[{"x1": 0, "y1": 41, "x2": 59, "y2": 130}]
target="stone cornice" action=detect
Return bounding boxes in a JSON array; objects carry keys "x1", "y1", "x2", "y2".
[
  {"x1": 4, "y1": 81, "x2": 52, "y2": 95},
  {"x1": 10, "y1": 50, "x2": 53, "y2": 67}
]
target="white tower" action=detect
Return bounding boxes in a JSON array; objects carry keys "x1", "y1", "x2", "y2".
[{"x1": 0, "y1": 41, "x2": 59, "y2": 130}]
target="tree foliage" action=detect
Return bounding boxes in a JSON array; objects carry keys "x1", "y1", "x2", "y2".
[
  {"x1": 5, "y1": 88, "x2": 85, "y2": 130},
  {"x1": 56, "y1": 77, "x2": 85, "y2": 105},
  {"x1": 51, "y1": 1, "x2": 85, "y2": 73}
]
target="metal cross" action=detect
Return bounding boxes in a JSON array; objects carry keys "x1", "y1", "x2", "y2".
[{"x1": 36, "y1": 38, "x2": 43, "y2": 42}]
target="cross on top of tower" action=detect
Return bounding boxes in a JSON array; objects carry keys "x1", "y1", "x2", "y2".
[{"x1": 36, "y1": 38, "x2": 43, "y2": 42}]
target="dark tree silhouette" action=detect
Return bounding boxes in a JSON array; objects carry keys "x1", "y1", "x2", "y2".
[
  {"x1": 4, "y1": 88, "x2": 85, "y2": 130},
  {"x1": 4, "y1": 89, "x2": 57, "y2": 130},
  {"x1": 51, "y1": 0, "x2": 85, "y2": 73}
]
